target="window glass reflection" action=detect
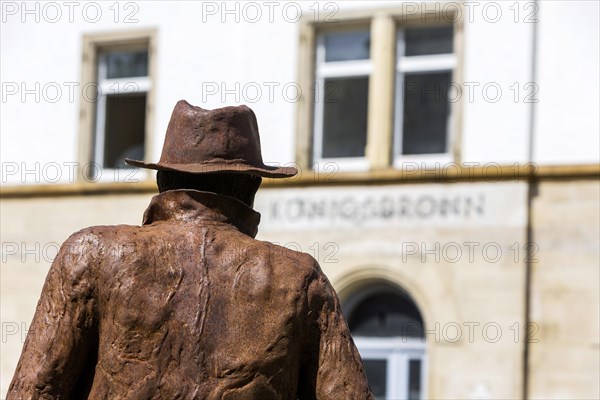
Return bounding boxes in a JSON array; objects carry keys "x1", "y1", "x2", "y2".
[
  {"x1": 324, "y1": 30, "x2": 371, "y2": 62},
  {"x1": 405, "y1": 26, "x2": 453, "y2": 56}
]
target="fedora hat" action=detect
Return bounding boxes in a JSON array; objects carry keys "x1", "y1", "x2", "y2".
[{"x1": 125, "y1": 100, "x2": 297, "y2": 178}]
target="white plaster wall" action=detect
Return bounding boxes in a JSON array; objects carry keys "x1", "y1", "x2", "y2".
[
  {"x1": 0, "y1": 1, "x2": 399, "y2": 185},
  {"x1": 459, "y1": 0, "x2": 599, "y2": 165},
  {"x1": 0, "y1": 1, "x2": 303, "y2": 184},
  {"x1": 532, "y1": 0, "x2": 600, "y2": 165},
  {"x1": 460, "y1": 1, "x2": 534, "y2": 164},
  {"x1": 3, "y1": 1, "x2": 597, "y2": 187}
]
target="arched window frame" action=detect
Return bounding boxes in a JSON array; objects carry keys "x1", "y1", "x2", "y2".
[{"x1": 343, "y1": 280, "x2": 428, "y2": 400}]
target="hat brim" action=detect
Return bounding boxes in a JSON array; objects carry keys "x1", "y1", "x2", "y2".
[{"x1": 125, "y1": 158, "x2": 297, "y2": 178}]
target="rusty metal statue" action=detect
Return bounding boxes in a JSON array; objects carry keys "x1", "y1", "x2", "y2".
[{"x1": 8, "y1": 100, "x2": 373, "y2": 399}]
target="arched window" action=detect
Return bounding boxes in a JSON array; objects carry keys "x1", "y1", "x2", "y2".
[{"x1": 344, "y1": 282, "x2": 426, "y2": 400}]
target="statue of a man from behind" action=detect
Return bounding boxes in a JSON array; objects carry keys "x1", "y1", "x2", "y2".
[{"x1": 8, "y1": 101, "x2": 373, "y2": 399}]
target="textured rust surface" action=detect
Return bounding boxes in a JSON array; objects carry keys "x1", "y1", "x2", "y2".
[{"x1": 8, "y1": 101, "x2": 372, "y2": 399}]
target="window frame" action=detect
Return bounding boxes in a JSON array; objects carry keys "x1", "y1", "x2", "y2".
[
  {"x1": 313, "y1": 27, "x2": 372, "y2": 172},
  {"x1": 355, "y1": 337, "x2": 427, "y2": 400},
  {"x1": 296, "y1": 5, "x2": 464, "y2": 174},
  {"x1": 94, "y1": 46, "x2": 151, "y2": 174},
  {"x1": 79, "y1": 29, "x2": 157, "y2": 183},
  {"x1": 393, "y1": 27, "x2": 457, "y2": 168},
  {"x1": 342, "y1": 281, "x2": 428, "y2": 400}
]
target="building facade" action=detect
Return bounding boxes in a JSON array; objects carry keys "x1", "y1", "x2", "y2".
[{"x1": 1, "y1": 1, "x2": 599, "y2": 399}]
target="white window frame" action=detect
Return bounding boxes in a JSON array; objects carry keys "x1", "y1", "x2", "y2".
[
  {"x1": 92, "y1": 47, "x2": 151, "y2": 182},
  {"x1": 297, "y1": 8, "x2": 463, "y2": 174},
  {"x1": 79, "y1": 29, "x2": 156, "y2": 184},
  {"x1": 393, "y1": 27, "x2": 457, "y2": 169},
  {"x1": 355, "y1": 337, "x2": 427, "y2": 400},
  {"x1": 312, "y1": 31, "x2": 372, "y2": 172}
]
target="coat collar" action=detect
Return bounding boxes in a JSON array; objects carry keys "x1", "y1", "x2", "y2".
[{"x1": 142, "y1": 189, "x2": 261, "y2": 238}]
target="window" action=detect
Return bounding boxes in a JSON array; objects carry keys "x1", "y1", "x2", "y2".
[
  {"x1": 94, "y1": 48, "x2": 149, "y2": 171},
  {"x1": 313, "y1": 29, "x2": 372, "y2": 171},
  {"x1": 344, "y1": 284, "x2": 427, "y2": 400},
  {"x1": 79, "y1": 30, "x2": 156, "y2": 182},
  {"x1": 394, "y1": 26, "x2": 456, "y2": 166},
  {"x1": 298, "y1": 10, "x2": 461, "y2": 173}
]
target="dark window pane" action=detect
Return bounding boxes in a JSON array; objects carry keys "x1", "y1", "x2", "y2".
[
  {"x1": 405, "y1": 26, "x2": 453, "y2": 56},
  {"x1": 103, "y1": 93, "x2": 146, "y2": 168},
  {"x1": 321, "y1": 77, "x2": 369, "y2": 158},
  {"x1": 363, "y1": 359, "x2": 387, "y2": 399},
  {"x1": 401, "y1": 72, "x2": 451, "y2": 155},
  {"x1": 348, "y1": 292, "x2": 425, "y2": 338},
  {"x1": 408, "y1": 359, "x2": 422, "y2": 400},
  {"x1": 106, "y1": 50, "x2": 148, "y2": 79},
  {"x1": 324, "y1": 30, "x2": 370, "y2": 62}
]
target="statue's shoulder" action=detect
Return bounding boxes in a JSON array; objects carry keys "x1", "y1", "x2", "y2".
[
  {"x1": 257, "y1": 240, "x2": 322, "y2": 276},
  {"x1": 64, "y1": 224, "x2": 141, "y2": 244},
  {"x1": 48, "y1": 226, "x2": 125, "y2": 284},
  {"x1": 59, "y1": 224, "x2": 145, "y2": 260}
]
